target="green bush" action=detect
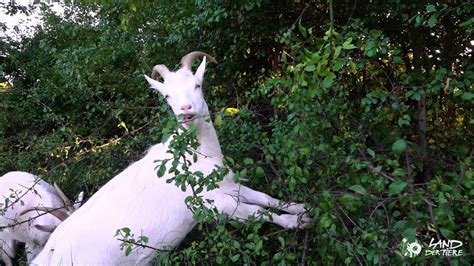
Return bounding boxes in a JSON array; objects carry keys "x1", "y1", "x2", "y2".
[{"x1": 0, "y1": 0, "x2": 472, "y2": 264}]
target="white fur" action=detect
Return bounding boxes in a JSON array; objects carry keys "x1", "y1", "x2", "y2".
[
  {"x1": 33, "y1": 53, "x2": 311, "y2": 265},
  {"x1": 0, "y1": 171, "x2": 82, "y2": 265}
]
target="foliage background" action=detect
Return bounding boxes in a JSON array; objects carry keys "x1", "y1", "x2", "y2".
[{"x1": 0, "y1": 0, "x2": 472, "y2": 264}]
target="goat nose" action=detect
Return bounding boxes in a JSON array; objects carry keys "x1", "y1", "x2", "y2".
[{"x1": 180, "y1": 104, "x2": 192, "y2": 111}]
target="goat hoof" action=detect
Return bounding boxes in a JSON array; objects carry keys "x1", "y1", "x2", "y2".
[
  {"x1": 284, "y1": 203, "x2": 306, "y2": 214},
  {"x1": 297, "y1": 213, "x2": 313, "y2": 229}
]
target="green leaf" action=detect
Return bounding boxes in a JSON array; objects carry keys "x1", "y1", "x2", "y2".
[
  {"x1": 437, "y1": 192, "x2": 448, "y2": 204},
  {"x1": 340, "y1": 194, "x2": 358, "y2": 205},
  {"x1": 349, "y1": 185, "x2": 367, "y2": 195},
  {"x1": 367, "y1": 148, "x2": 375, "y2": 158},
  {"x1": 278, "y1": 236, "x2": 285, "y2": 247},
  {"x1": 413, "y1": 92, "x2": 421, "y2": 101},
  {"x1": 232, "y1": 240, "x2": 241, "y2": 249},
  {"x1": 273, "y1": 252, "x2": 282, "y2": 260},
  {"x1": 343, "y1": 37, "x2": 352, "y2": 46},
  {"x1": 366, "y1": 49, "x2": 376, "y2": 57},
  {"x1": 415, "y1": 15, "x2": 423, "y2": 26},
  {"x1": 426, "y1": 4, "x2": 436, "y2": 12},
  {"x1": 461, "y1": 92, "x2": 474, "y2": 101},
  {"x1": 392, "y1": 168, "x2": 406, "y2": 177},
  {"x1": 440, "y1": 228, "x2": 454, "y2": 239},
  {"x1": 391, "y1": 139, "x2": 407, "y2": 155},
  {"x1": 125, "y1": 246, "x2": 132, "y2": 256},
  {"x1": 389, "y1": 180, "x2": 407, "y2": 195},
  {"x1": 281, "y1": 52, "x2": 287, "y2": 63},
  {"x1": 398, "y1": 114, "x2": 411, "y2": 127},
  {"x1": 120, "y1": 227, "x2": 131, "y2": 235},
  {"x1": 393, "y1": 220, "x2": 406, "y2": 229},
  {"x1": 229, "y1": 220, "x2": 242, "y2": 229},
  {"x1": 231, "y1": 254, "x2": 240, "y2": 262},
  {"x1": 403, "y1": 227, "x2": 416, "y2": 241},
  {"x1": 322, "y1": 72, "x2": 335, "y2": 88},
  {"x1": 332, "y1": 60, "x2": 344, "y2": 71},
  {"x1": 333, "y1": 46, "x2": 342, "y2": 59},
  {"x1": 342, "y1": 37, "x2": 356, "y2": 49},
  {"x1": 225, "y1": 156, "x2": 235, "y2": 166},
  {"x1": 243, "y1": 158, "x2": 254, "y2": 165},
  {"x1": 342, "y1": 43, "x2": 356, "y2": 50},
  {"x1": 322, "y1": 190, "x2": 331, "y2": 199},
  {"x1": 255, "y1": 166, "x2": 265, "y2": 178},
  {"x1": 157, "y1": 163, "x2": 167, "y2": 177},
  {"x1": 305, "y1": 64, "x2": 316, "y2": 72},
  {"x1": 320, "y1": 214, "x2": 331, "y2": 228},
  {"x1": 349, "y1": 60, "x2": 357, "y2": 72},
  {"x1": 255, "y1": 239, "x2": 263, "y2": 252},
  {"x1": 214, "y1": 114, "x2": 223, "y2": 127},
  {"x1": 459, "y1": 17, "x2": 474, "y2": 28},
  {"x1": 139, "y1": 235, "x2": 149, "y2": 244},
  {"x1": 428, "y1": 15, "x2": 437, "y2": 28},
  {"x1": 298, "y1": 21, "x2": 307, "y2": 38}
]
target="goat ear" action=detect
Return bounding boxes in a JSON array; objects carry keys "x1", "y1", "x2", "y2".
[
  {"x1": 144, "y1": 75, "x2": 166, "y2": 95},
  {"x1": 194, "y1": 56, "x2": 206, "y2": 84},
  {"x1": 73, "y1": 191, "x2": 84, "y2": 210}
]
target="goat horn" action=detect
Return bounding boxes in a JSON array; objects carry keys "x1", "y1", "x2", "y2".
[
  {"x1": 35, "y1": 224, "x2": 57, "y2": 233},
  {"x1": 180, "y1": 51, "x2": 217, "y2": 70},
  {"x1": 54, "y1": 183, "x2": 73, "y2": 212},
  {"x1": 151, "y1": 64, "x2": 170, "y2": 80},
  {"x1": 19, "y1": 207, "x2": 69, "y2": 221}
]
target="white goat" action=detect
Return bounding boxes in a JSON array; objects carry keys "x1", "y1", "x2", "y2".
[
  {"x1": 0, "y1": 171, "x2": 83, "y2": 265},
  {"x1": 33, "y1": 51, "x2": 311, "y2": 265}
]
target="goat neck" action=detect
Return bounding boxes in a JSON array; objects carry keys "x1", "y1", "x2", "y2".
[{"x1": 194, "y1": 104, "x2": 223, "y2": 160}]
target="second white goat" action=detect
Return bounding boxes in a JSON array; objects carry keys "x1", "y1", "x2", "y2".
[{"x1": 0, "y1": 171, "x2": 83, "y2": 265}]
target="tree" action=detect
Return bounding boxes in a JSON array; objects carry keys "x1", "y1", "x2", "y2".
[{"x1": 1, "y1": 0, "x2": 472, "y2": 264}]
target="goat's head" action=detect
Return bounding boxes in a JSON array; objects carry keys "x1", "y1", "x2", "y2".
[
  {"x1": 144, "y1": 51, "x2": 217, "y2": 128},
  {"x1": 19, "y1": 185, "x2": 84, "y2": 232}
]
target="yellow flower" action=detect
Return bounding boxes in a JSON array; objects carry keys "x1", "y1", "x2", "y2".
[
  {"x1": 117, "y1": 121, "x2": 129, "y2": 133},
  {"x1": 455, "y1": 115, "x2": 464, "y2": 127},
  {"x1": 224, "y1": 107, "x2": 239, "y2": 116},
  {"x1": 0, "y1": 82, "x2": 9, "y2": 89}
]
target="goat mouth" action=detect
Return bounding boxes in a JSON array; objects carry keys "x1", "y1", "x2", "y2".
[{"x1": 182, "y1": 114, "x2": 196, "y2": 124}]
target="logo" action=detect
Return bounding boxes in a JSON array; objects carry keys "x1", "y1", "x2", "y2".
[
  {"x1": 401, "y1": 238, "x2": 422, "y2": 258},
  {"x1": 426, "y1": 238, "x2": 463, "y2": 257},
  {"x1": 400, "y1": 238, "x2": 464, "y2": 258}
]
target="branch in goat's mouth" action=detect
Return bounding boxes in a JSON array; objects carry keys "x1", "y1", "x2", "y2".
[{"x1": 182, "y1": 114, "x2": 196, "y2": 123}]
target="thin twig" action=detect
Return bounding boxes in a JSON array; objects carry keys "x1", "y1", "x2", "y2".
[
  {"x1": 338, "y1": 205, "x2": 366, "y2": 234},
  {"x1": 300, "y1": 230, "x2": 309, "y2": 266},
  {"x1": 0, "y1": 201, "x2": 80, "y2": 230},
  {"x1": 335, "y1": 209, "x2": 365, "y2": 265},
  {"x1": 116, "y1": 238, "x2": 170, "y2": 253}
]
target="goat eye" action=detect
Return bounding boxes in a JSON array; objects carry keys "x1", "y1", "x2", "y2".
[
  {"x1": 165, "y1": 95, "x2": 170, "y2": 100},
  {"x1": 195, "y1": 84, "x2": 201, "y2": 90}
]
